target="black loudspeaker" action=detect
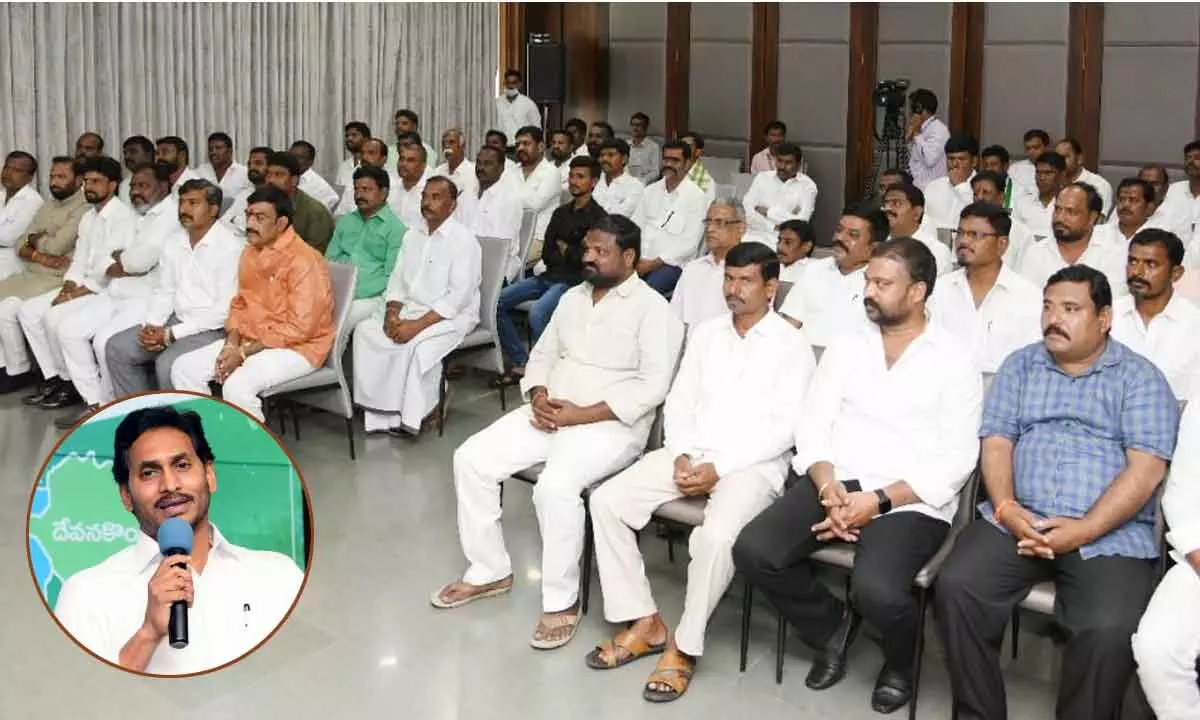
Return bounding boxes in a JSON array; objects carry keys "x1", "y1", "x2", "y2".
[{"x1": 526, "y1": 42, "x2": 565, "y2": 105}]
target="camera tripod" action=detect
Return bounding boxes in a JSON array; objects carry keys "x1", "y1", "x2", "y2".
[{"x1": 862, "y1": 105, "x2": 910, "y2": 204}]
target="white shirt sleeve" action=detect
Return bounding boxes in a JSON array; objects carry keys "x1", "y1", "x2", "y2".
[
  {"x1": 430, "y1": 235, "x2": 482, "y2": 320},
  {"x1": 766, "y1": 177, "x2": 818, "y2": 225},
  {"x1": 663, "y1": 324, "x2": 704, "y2": 457},
  {"x1": 603, "y1": 297, "x2": 684, "y2": 426},
  {"x1": 146, "y1": 246, "x2": 180, "y2": 327},
  {"x1": 173, "y1": 243, "x2": 242, "y2": 340},
  {"x1": 1167, "y1": 402, "x2": 1200, "y2": 557},
  {"x1": 0, "y1": 189, "x2": 43, "y2": 248},
  {"x1": 742, "y1": 174, "x2": 773, "y2": 233},
  {"x1": 612, "y1": 179, "x2": 644, "y2": 218},
  {"x1": 905, "y1": 354, "x2": 983, "y2": 508},
  {"x1": 54, "y1": 573, "x2": 120, "y2": 664},
  {"x1": 642, "y1": 187, "x2": 706, "y2": 268}
]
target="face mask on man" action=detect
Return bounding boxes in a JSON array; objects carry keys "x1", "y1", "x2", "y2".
[{"x1": 504, "y1": 88, "x2": 518, "y2": 99}]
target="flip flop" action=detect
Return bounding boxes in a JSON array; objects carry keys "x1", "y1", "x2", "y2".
[
  {"x1": 488, "y1": 371, "x2": 524, "y2": 389},
  {"x1": 585, "y1": 628, "x2": 667, "y2": 669},
  {"x1": 429, "y1": 577, "x2": 513, "y2": 609},
  {"x1": 643, "y1": 649, "x2": 696, "y2": 703},
  {"x1": 530, "y1": 610, "x2": 581, "y2": 650}
]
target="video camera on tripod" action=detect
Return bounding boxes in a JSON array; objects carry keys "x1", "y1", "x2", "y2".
[{"x1": 873, "y1": 78, "x2": 910, "y2": 142}]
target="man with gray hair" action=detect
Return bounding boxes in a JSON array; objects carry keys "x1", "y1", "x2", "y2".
[
  {"x1": 106, "y1": 178, "x2": 244, "y2": 403},
  {"x1": 670, "y1": 199, "x2": 749, "y2": 338},
  {"x1": 434, "y1": 128, "x2": 478, "y2": 200}
]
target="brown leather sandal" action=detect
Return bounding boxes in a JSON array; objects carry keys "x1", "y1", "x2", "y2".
[
  {"x1": 643, "y1": 649, "x2": 696, "y2": 703},
  {"x1": 584, "y1": 628, "x2": 667, "y2": 670}
]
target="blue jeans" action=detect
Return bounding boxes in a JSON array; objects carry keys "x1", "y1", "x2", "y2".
[
  {"x1": 496, "y1": 277, "x2": 571, "y2": 367},
  {"x1": 641, "y1": 264, "x2": 683, "y2": 296}
]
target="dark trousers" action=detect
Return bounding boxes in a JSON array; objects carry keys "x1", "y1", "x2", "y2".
[
  {"x1": 641, "y1": 264, "x2": 683, "y2": 297},
  {"x1": 732, "y1": 470, "x2": 949, "y2": 673},
  {"x1": 933, "y1": 519, "x2": 1157, "y2": 720}
]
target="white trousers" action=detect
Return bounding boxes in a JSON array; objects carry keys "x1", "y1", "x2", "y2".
[
  {"x1": 453, "y1": 406, "x2": 644, "y2": 612},
  {"x1": 18, "y1": 289, "x2": 109, "y2": 381},
  {"x1": 169, "y1": 339, "x2": 314, "y2": 421},
  {"x1": 55, "y1": 295, "x2": 146, "y2": 405},
  {"x1": 0, "y1": 296, "x2": 30, "y2": 373},
  {"x1": 0, "y1": 249, "x2": 19, "y2": 283},
  {"x1": 589, "y1": 448, "x2": 781, "y2": 656},
  {"x1": 345, "y1": 297, "x2": 382, "y2": 331},
  {"x1": 1132, "y1": 562, "x2": 1200, "y2": 720}
]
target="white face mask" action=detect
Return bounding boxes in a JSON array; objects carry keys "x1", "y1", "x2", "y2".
[{"x1": 504, "y1": 88, "x2": 518, "y2": 99}]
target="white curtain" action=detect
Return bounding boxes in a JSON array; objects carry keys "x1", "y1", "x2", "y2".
[{"x1": 0, "y1": 2, "x2": 500, "y2": 186}]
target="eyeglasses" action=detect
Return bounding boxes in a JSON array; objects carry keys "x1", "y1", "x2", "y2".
[
  {"x1": 950, "y1": 230, "x2": 1001, "y2": 242},
  {"x1": 702, "y1": 218, "x2": 744, "y2": 228}
]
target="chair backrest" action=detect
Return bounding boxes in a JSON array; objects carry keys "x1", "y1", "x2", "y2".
[
  {"x1": 713, "y1": 183, "x2": 736, "y2": 201},
  {"x1": 937, "y1": 227, "x2": 954, "y2": 248},
  {"x1": 517, "y1": 208, "x2": 537, "y2": 273},
  {"x1": 733, "y1": 172, "x2": 755, "y2": 201},
  {"x1": 774, "y1": 280, "x2": 794, "y2": 312},
  {"x1": 325, "y1": 261, "x2": 359, "y2": 368},
  {"x1": 475, "y1": 236, "x2": 511, "y2": 335},
  {"x1": 704, "y1": 156, "x2": 741, "y2": 185}
]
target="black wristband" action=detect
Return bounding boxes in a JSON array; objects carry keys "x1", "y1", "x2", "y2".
[{"x1": 874, "y1": 488, "x2": 892, "y2": 515}]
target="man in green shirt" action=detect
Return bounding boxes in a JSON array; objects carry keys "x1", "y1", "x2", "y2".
[
  {"x1": 264, "y1": 151, "x2": 334, "y2": 253},
  {"x1": 325, "y1": 165, "x2": 406, "y2": 328}
]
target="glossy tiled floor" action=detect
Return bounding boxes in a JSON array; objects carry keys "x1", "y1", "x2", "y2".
[{"x1": 0, "y1": 375, "x2": 1066, "y2": 719}]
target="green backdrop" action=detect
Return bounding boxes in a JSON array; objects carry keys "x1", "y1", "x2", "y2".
[{"x1": 29, "y1": 396, "x2": 307, "y2": 610}]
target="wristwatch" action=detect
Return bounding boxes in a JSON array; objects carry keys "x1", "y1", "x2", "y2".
[{"x1": 874, "y1": 489, "x2": 893, "y2": 515}]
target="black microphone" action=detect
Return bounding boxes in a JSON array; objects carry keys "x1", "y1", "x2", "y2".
[{"x1": 156, "y1": 517, "x2": 194, "y2": 649}]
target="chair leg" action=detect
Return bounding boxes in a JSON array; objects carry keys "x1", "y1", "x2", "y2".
[
  {"x1": 580, "y1": 495, "x2": 593, "y2": 616},
  {"x1": 1010, "y1": 609, "x2": 1020, "y2": 659},
  {"x1": 775, "y1": 611, "x2": 787, "y2": 684},
  {"x1": 498, "y1": 382, "x2": 507, "y2": 412},
  {"x1": 292, "y1": 402, "x2": 301, "y2": 441},
  {"x1": 739, "y1": 578, "x2": 752, "y2": 672},
  {"x1": 908, "y1": 589, "x2": 928, "y2": 720},
  {"x1": 345, "y1": 416, "x2": 356, "y2": 460},
  {"x1": 437, "y1": 361, "x2": 448, "y2": 437}
]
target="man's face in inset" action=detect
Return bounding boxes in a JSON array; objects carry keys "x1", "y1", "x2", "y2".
[{"x1": 119, "y1": 427, "x2": 216, "y2": 539}]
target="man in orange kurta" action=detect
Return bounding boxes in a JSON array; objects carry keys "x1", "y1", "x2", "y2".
[{"x1": 169, "y1": 187, "x2": 334, "y2": 420}]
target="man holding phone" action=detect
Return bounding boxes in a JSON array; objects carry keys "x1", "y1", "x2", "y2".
[
  {"x1": 934, "y1": 265, "x2": 1180, "y2": 720},
  {"x1": 733, "y1": 237, "x2": 982, "y2": 714},
  {"x1": 905, "y1": 88, "x2": 950, "y2": 191}
]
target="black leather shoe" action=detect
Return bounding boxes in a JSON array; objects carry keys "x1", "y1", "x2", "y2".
[
  {"x1": 805, "y1": 604, "x2": 862, "y2": 690},
  {"x1": 40, "y1": 384, "x2": 82, "y2": 409},
  {"x1": 0, "y1": 371, "x2": 35, "y2": 394},
  {"x1": 22, "y1": 379, "x2": 59, "y2": 406},
  {"x1": 871, "y1": 665, "x2": 913, "y2": 714}
]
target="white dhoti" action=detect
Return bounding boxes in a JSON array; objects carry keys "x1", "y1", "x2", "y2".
[
  {"x1": 453, "y1": 406, "x2": 645, "y2": 612},
  {"x1": 351, "y1": 316, "x2": 464, "y2": 434},
  {"x1": 1132, "y1": 562, "x2": 1200, "y2": 720},
  {"x1": 56, "y1": 295, "x2": 147, "y2": 405},
  {"x1": 345, "y1": 297, "x2": 383, "y2": 332},
  {"x1": 169, "y1": 339, "x2": 315, "y2": 421},
  {"x1": 589, "y1": 447, "x2": 782, "y2": 656},
  {"x1": 18, "y1": 289, "x2": 109, "y2": 381},
  {"x1": 0, "y1": 296, "x2": 31, "y2": 374},
  {"x1": 0, "y1": 248, "x2": 20, "y2": 283}
]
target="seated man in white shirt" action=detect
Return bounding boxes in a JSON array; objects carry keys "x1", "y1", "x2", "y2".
[
  {"x1": 1133, "y1": 401, "x2": 1200, "y2": 720},
  {"x1": 1097, "y1": 178, "x2": 1160, "y2": 253},
  {"x1": 980, "y1": 145, "x2": 1020, "y2": 209},
  {"x1": 54, "y1": 404, "x2": 304, "y2": 675},
  {"x1": 463, "y1": 147, "x2": 523, "y2": 280},
  {"x1": 336, "y1": 121, "x2": 371, "y2": 192},
  {"x1": 487, "y1": 130, "x2": 519, "y2": 175},
  {"x1": 734, "y1": 236, "x2": 982, "y2": 714},
  {"x1": 333, "y1": 137, "x2": 400, "y2": 219},
  {"x1": 1007, "y1": 128, "x2": 1050, "y2": 199},
  {"x1": 432, "y1": 215, "x2": 684, "y2": 652},
  {"x1": 196, "y1": 132, "x2": 250, "y2": 203},
  {"x1": 631, "y1": 141, "x2": 708, "y2": 296},
  {"x1": 390, "y1": 110, "x2": 438, "y2": 167},
  {"x1": 749, "y1": 120, "x2": 786, "y2": 175},
  {"x1": 587, "y1": 242, "x2": 817, "y2": 702},
  {"x1": 628, "y1": 112, "x2": 661, "y2": 185},
  {"x1": 0, "y1": 150, "x2": 44, "y2": 281},
  {"x1": 19, "y1": 156, "x2": 138, "y2": 412},
  {"x1": 390, "y1": 143, "x2": 432, "y2": 230},
  {"x1": 220, "y1": 146, "x2": 272, "y2": 234},
  {"x1": 1018, "y1": 182, "x2": 1128, "y2": 298},
  {"x1": 923, "y1": 134, "x2": 977, "y2": 229},
  {"x1": 593, "y1": 138, "x2": 645, "y2": 217},
  {"x1": 74, "y1": 132, "x2": 105, "y2": 162},
  {"x1": 106, "y1": 180, "x2": 243, "y2": 402},
  {"x1": 929, "y1": 202, "x2": 1042, "y2": 373},
  {"x1": 52, "y1": 163, "x2": 179, "y2": 428},
  {"x1": 119, "y1": 137, "x2": 155, "y2": 204},
  {"x1": 433, "y1": 128, "x2": 478, "y2": 200},
  {"x1": 778, "y1": 204, "x2": 887, "y2": 347},
  {"x1": 496, "y1": 69, "x2": 542, "y2": 144},
  {"x1": 1138, "y1": 165, "x2": 1180, "y2": 238},
  {"x1": 1161, "y1": 141, "x2": 1200, "y2": 253},
  {"x1": 155, "y1": 136, "x2": 200, "y2": 196},
  {"x1": 670, "y1": 199, "x2": 748, "y2": 336},
  {"x1": 881, "y1": 182, "x2": 954, "y2": 276},
  {"x1": 352, "y1": 177, "x2": 481, "y2": 436},
  {"x1": 776, "y1": 219, "x2": 816, "y2": 283},
  {"x1": 1111, "y1": 228, "x2": 1200, "y2": 400},
  {"x1": 587, "y1": 121, "x2": 616, "y2": 159},
  {"x1": 548, "y1": 128, "x2": 575, "y2": 196},
  {"x1": 742, "y1": 143, "x2": 818, "y2": 248},
  {"x1": 1056, "y1": 137, "x2": 1113, "y2": 218},
  {"x1": 1012, "y1": 150, "x2": 1068, "y2": 238},
  {"x1": 288, "y1": 140, "x2": 339, "y2": 212},
  {"x1": 876, "y1": 168, "x2": 913, "y2": 203},
  {"x1": 971, "y1": 170, "x2": 1035, "y2": 266},
  {"x1": 514, "y1": 126, "x2": 568, "y2": 260},
  {"x1": 679, "y1": 131, "x2": 716, "y2": 208}
]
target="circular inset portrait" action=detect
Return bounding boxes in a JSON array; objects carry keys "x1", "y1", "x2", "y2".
[{"x1": 27, "y1": 392, "x2": 311, "y2": 677}]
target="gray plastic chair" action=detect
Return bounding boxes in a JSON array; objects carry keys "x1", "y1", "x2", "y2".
[
  {"x1": 437, "y1": 235, "x2": 510, "y2": 436},
  {"x1": 260, "y1": 261, "x2": 358, "y2": 458}
]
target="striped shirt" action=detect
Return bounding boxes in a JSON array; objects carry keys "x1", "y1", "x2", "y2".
[{"x1": 979, "y1": 338, "x2": 1180, "y2": 559}]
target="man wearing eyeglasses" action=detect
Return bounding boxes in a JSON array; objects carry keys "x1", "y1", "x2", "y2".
[
  {"x1": 669, "y1": 199, "x2": 749, "y2": 339},
  {"x1": 927, "y1": 203, "x2": 1042, "y2": 374}
]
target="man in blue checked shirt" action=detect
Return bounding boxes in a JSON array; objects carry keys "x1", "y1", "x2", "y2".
[{"x1": 934, "y1": 264, "x2": 1180, "y2": 720}]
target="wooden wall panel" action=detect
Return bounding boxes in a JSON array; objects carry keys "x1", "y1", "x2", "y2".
[{"x1": 750, "y1": 3, "x2": 780, "y2": 156}]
